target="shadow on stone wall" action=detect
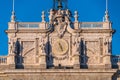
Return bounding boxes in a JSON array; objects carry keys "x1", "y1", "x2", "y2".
[
  {"x1": 112, "y1": 70, "x2": 120, "y2": 80},
  {"x1": 111, "y1": 55, "x2": 119, "y2": 69},
  {"x1": 80, "y1": 39, "x2": 88, "y2": 69},
  {"x1": 45, "y1": 41, "x2": 54, "y2": 69},
  {"x1": 14, "y1": 40, "x2": 24, "y2": 69}
]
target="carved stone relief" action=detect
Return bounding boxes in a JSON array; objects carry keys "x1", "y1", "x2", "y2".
[
  {"x1": 72, "y1": 33, "x2": 80, "y2": 55},
  {"x1": 49, "y1": 33, "x2": 72, "y2": 67},
  {"x1": 39, "y1": 35, "x2": 48, "y2": 55},
  {"x1": 54, "y1": 17, "x2": 67, "y2": 38},
  {"x1": 104, "y1": 36, "x2": 112, "y2": 54},
  {"x1": 24, "y1": 49, "x2": 35, "y2": 64},
  {"x1": 22, "y1": 41, "x2": 35, "y2": 64},
  {"x1": 51, "y1": 38, "x2": 69, "y2": 60},
  {"x1": 8, "y1": 34, "x2": 17, "y2": 55},
  {"x1": 9, "y1": 38, "x2": 15, "y2": 54},
  {"x1": 85, "y1": 41, "x2": 100, "y2": 64}
]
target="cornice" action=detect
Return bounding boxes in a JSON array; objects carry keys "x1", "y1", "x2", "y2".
[
  {"x1": 74, "y1": 29, "x2": 115, "y2": 33},
  {"x1": 5, "y1": 28, "x2": 115, "y2": 34},
  {"x1": 5, "y1": 28, "x2": 52, "y2": 34}
]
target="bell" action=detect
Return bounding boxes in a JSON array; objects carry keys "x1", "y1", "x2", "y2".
[{"x1": 57, "y1": 0, "x2": 63, "y2": 9}]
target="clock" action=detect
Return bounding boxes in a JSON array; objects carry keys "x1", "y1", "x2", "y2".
[{"x1": 52, "y1": 39, "x2": 68, "y2": 55}]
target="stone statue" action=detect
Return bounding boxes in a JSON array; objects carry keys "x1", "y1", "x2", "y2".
[
  {"x1": 14, "y1": 39, "x2": 20, "y2": 55},
  {"x1": 104, "y1": 37, "x2": 112, "y2": 54},
  {"x1": 66, "y1": 9, "x2": 70, "y2": 17},
  {"x1": 9, "y1": 38, "x2": 14, "y2": 54},
  {"x1": 74, "y1": 11, "x2": 79, "y2": 22},
  {"x1": 108, "y1": 37, "x2": 112, "y2": 53},
  {"x1": 41, "y1": 11, "x2": 45, "y2": 22},
  {"x1": 73, "y1": 36, "x2": 80, "y2": 54},
  {"x1": 39, "y1": 36, "x2": 46, "y2": 54},
  {"x1": 49, "y1": 9, "x2": 53, "y2": 24}
]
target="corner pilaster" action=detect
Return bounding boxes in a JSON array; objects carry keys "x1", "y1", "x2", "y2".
[
  {"x1": 103, "y1": 54, "x2": 111, "y2": 69},
  {"x1": 103, "y1": 22, "x2": 112, "y2": 29},
  {"x1": 39, "y1": 53, "x2": 47, "y2": 69},
  {"x1": 8, "y1": 22, "x2": 17, "y2": 30},
  {"x1": 72, "y1": 54, "x2": 80, "y2": 69},
  {"x1": 7, "y1": 54, "x2": 16, "y2": 69}
]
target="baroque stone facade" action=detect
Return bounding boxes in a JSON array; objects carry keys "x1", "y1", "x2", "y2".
[{"x1": 0, "y1": 0, "x2": 120, "y2": 80}]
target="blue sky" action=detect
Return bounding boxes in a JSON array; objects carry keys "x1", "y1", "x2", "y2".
[{"x1": 0, "y1": 0, "x2": 120, "y2": 55}]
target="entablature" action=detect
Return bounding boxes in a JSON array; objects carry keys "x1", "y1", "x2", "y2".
[{"x1": 7, "y1": 21, "x2": 114, "y2": 33}]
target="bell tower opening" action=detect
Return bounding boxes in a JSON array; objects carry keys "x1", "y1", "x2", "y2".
[{"x1": 53, "y1": 0, "x2": 68, "y2": 10}]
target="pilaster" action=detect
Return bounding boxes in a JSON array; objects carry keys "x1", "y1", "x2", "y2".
[
  {"x1": 74, "y1": 11, "x2": 79, "y2": 29},
  {"x1": 103, "y1": 22, "x2": 112, "y2": 29},
  {"x1": 74, "y1": 22, "x2": 79, "y2": 29},
  {"x1": 39, "y1": 53, "x2": 47, "y2": 69},
  {"x1": 103, "y1": 54, "x2": 112, "y2": 69},
  {"x1": 8, "y1": 22, "x2": 17, "y2": 30},
  {"x1": 39, "y1": 22, "x2": 48, "y2": 29},
  {"x1": 7, "y1": 54, "x2": 15, "y2": 69},
  {"x1": 72, "y1": 54, "x2": 80, "y2": 69}
]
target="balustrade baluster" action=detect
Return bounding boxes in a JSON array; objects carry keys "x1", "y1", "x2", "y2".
[{"x1": 0, "y1": 57, "x2": 7, "y2": 64}]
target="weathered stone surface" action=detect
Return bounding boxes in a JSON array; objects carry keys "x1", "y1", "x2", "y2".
[
  {"x1": 0, "y1": 69, "x2": 117, "y2": 80},
  {"x1": 0, "y1": 1, "x2": 120, "y2": 80}
]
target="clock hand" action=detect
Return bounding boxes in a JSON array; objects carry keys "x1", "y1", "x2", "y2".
[{"x1": 59, "y1": 43, "x2": 63, "y2": 51}]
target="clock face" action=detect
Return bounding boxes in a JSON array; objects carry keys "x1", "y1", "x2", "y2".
[{"x1": 52, "y1": 39, "x2": 68, "y2": 55}]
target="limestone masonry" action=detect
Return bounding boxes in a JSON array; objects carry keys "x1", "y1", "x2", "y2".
[{"x1": 0, "y1": 0, "x2": 120, "y2": 80}]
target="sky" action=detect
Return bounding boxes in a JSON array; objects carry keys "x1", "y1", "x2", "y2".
[{"x1": 0, "y1": 0, "x2": 120, "y2": 55}]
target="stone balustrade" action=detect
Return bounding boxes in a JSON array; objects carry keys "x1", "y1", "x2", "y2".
[
  {"x1": 117, "y1": 56, "x2": 120, "y2": 67},
  {"x1": 16, "y1": 22, "x2": 106, "y2": 29},
  {"x1": 112, "y1": 55, "x2": 120, "y2": 68},
  {"x1": 79, "y1": 22, "x2": 103, "y2": 29},
  {"x1": 112, "y1": 56, "x2": 120, "y2": 62},
  {"x1": 0, "y1": 56, "x2": 7, "y2": 65},
  {"x1": 17, "y1": 22, "x2": 50, "y2": 29},
  {"x1": 17, "y1": 22, "x2": 40, "y2": 29}
]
